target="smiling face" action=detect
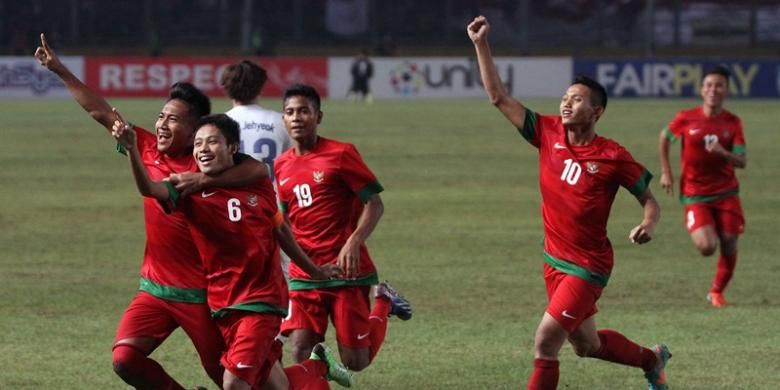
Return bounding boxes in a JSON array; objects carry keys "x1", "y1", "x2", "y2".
[
  {"x1": 560, "y1": 83, "x2": 603, "y2": 126},
  {"x1": 701, "y1": 73, "x2": 728, "y2": 111},
  {"x1": 155, "y1": 99, "x2": 197, "y2": 156},
  {"x1": 192, "y1": 124, "x2": 237, "y2": 176},
  {"x1": 282, "y1": 95, "x2": 322, "y2": 144}
]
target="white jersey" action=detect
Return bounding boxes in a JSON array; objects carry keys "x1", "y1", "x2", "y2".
[{"x1": 226, "y1": 104, "x2": 292, "y2": 181}]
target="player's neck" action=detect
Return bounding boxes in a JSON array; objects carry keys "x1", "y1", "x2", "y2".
[
  {"x1": 232, "y1": 99, "x2": 258, "y2": 107},
  {"x1": 565, "y1": 125, "x2": 596, "y2": 146},
  {"x1": 702, "y1": 104, "x2": 722, "y2": 117},
  {"x1": 294, "y1": 136, "x2": 319, "y2": 155}
]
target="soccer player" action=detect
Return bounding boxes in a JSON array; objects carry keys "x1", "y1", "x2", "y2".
[
  {"x1": 220, "y1": 59, "x2": 294, "y2": 277},
  {"x1": 275, "y1": 84, "x2": 412, "y2": 372},
  {"x1": 468, "y1": 16, "x2": 670, "y2": 390},
  {"x1": 659, "y1": 65, "x2": 747, "y2": 308},
  {"x1": 112, "y1": 112, "x2": 351, "y2": 389},
  {"x1": 35, "y1": 34, "x2": 266, "y2": 389}
]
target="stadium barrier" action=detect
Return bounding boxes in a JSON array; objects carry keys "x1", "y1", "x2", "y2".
[{"x1": 4, "y1": 56, "x2": 779, "y2": 99}]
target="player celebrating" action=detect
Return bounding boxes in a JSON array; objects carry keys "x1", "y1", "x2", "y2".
[
  {"x1": 35, "y1": 34, "x2": 267, "y2": 389},
  {"x1": 220, "y1": 60, "x2": 294, "y2": 277},
  {"x1": 468, "y1": 16, "x2": 670, "y2": 390},
  {"x1": 659, "y1": 65, "x2": 747, "y2": 308},
  {"x1": 275, "y1": 84, "x2": 412, "y2": 373},
  {"x1": 113, "y1": 113, "x2": 351, "y2": 389}
]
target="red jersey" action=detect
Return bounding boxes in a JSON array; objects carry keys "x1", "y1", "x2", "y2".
[
  {"x1": 175, "y1": 178, "x2": 288, "y2": 317},
  {"x1": 664, "y1": 106, "x2": 745, "y2": 203},
  {"x1": 519, "y1": 111, "x2": 652, "y2": 282},
  {"x1": 274, "y1": 137, "x2": 383, "y2": 288},
  {"x1": 130, "y1": 126, "x2": 207, "y2": 302}
]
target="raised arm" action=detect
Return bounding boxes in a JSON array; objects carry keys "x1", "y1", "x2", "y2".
[
  {"x1": 337, "y1": 193, "x2": 384, "y2": 279},
  {"x1": 274, "y1": 220, "x2": 343, "y2": 280},
  {"x1": 111, "y1": 109, "x2": 171, "y2": 202},
  {"x1": 658, "y1": 129, "x2": 674, "y2": 195},
  {"x1": 467, "y1": 16, "x2": 526, "y2": 129},
  {"x1": 34, "y1": 33, "x2": 116, "y2": 131},
  {"x1": 628, "y1": 188, "x2": 661, "y2": 245}
]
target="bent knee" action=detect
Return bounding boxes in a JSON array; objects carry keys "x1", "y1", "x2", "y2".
[
  {"x1": 571, "y1": 343, "x2": 600, "y2": 358},
  {"x1": 694, "y1": 240, "x2": 718, "y2": 256},
  {"x1": 341, "y1": 355, "x2": 369, "y2": 372}
]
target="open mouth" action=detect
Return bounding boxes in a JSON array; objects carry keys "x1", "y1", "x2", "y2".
[{"x1": 198, "y1": 154, "x2": 215, "y2": 164}]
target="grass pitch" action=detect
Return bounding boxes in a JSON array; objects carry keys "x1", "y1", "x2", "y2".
[{"x1": 1, "y1": 97, "x2": 779, "y2": 389}]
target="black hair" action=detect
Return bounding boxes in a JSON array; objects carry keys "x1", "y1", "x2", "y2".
[
  {"x1": 168, "y1": 82, "x2": 211, "y2": 120},
  {"x1": 220, "y1": 60, "x2": 268, "y2": 104},
  {"x1": 703, "y1": 65, "x2": 730, "y2": 84},
  {"x1": 283, "y1": 83, "x2": 321, "y2": 112},
  {"x1": 571, "y1": 75, "x2": 608, "y2": 110},
  {"x1": 195, "y1": 113, "x2": 240, "y2": 146}
]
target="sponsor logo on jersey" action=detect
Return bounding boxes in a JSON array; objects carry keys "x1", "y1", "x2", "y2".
[
  {"x1": 561, "y1": 310, "x2": 577, "y2": 320},
  {"x1": 279, "y1": 177, "x2": 290, "y2": 186},
  {"x1": 313, "y1": 170, "x2": 325, "y2": 183},
  {"x1": 202, "y1": 190, "x2": 218, "y2": 198},
  {"x1": 553, "y1": 142, "x2": 567, "y2": 149},
  {"x1": 236, "y1": 362, "x2": 254, "y2": 369},
  {"x1": 586, "y1": 161, "x2": 599, "y2": 174},
  {"x1": 689, "y1": 128, "x2": 701, "y2": 135},
  {"x1": 357, "y1": 333, "x2": 369, "y2": 340}
]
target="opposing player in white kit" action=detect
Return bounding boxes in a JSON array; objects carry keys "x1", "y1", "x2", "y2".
[{"x1": 221, "y1": 60, "x2": 294, "y2": 277}]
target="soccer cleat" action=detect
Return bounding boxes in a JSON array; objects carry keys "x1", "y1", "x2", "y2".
[
  {"x1": 707, "y1": 292, "x2": 727, "y2": 308},
  {"x1": 644, "y1": 344, "x2": 672, "y2": 390},
  {"x1": 375, "y1": 281, "x2": 413, "y2": 321},
  {"x1": 311, "y1": 343, "x2": 353, "y2": 388}
]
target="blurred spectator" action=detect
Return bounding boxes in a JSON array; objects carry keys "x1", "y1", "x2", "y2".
[{"x1": 346, "y1": 49, "x2": 374, "y2": 103}]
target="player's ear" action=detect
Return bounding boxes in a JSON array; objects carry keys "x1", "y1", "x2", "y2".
[
  {"x1": 317, "y1": 111, "x2": 323, "y2": 125},
  {"x1": 593, "y1": 106, "x2": 604, "y2": 123},
  {"x1": 228, "y1": 142, "x2": 239, "y2": 154}
]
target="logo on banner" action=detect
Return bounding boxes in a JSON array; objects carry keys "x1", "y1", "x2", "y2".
[
  {"x1": 0, "y1": 62, "x2": 63, "y2": 94},
  {"x1": 390, "y1": 61, "x2": 424, "y2": 96}
]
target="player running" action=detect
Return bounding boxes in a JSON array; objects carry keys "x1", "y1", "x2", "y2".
[
  {"x1": 274, "y1": 84, "x2": 412, "y2": 373},
  {"x1": 468, "y1": 15, "x2": 670, "y2": 390},
  {"x1": 659, "y1": 65, "x2": 747, "y2": 308},
  {"x1": 113, "y1": 112, "x2": 351, "y2": 389},
  {"x1": 35, "y1": 33, "x2": 267, "y2": 389}
]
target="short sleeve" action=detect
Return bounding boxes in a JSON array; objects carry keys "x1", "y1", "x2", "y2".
[
  {"x1": 732, "y1": 118, "x2": 746, "y2": 155},
  {"x1": 664, "y1": 113, "x2": 686, "y2": 143},
  {"x1": 615, "y1": 147, "x2": 653, "y2": 197},
  {"x1": 517, "y1": 109, "x2": 542, "y2": 148},
  {"x1": 340, "y1": 144, "x2": 384, "y2": 203}
]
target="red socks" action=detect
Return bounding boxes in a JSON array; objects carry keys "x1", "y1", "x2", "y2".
[
  {"x1": 112, "y1": 344, "x2": 184, "y2": 390},
  {"x1": 368, "y1": 297, "x2": 391, "y2": 362},
  {"x1": 711, "y1": 253, "x2": 737, "y2": 293},
  {"x1": 284, "y1": 359, "x2": 329, "y2": 389},
  {"x1": 592, "y1": 329, "x2": 657, "y2": 371},
  {"x1": 527, "y1": 358, "x2": 559, "y2": 390}
]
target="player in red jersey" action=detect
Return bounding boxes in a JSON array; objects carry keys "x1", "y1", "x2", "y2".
[
  {"x1": 659, "y1": 65, "x2": 747, "y2": 308},
  {"x1": 274, "y1": 84, "x2": 412, "y2": 373},
  {"x1": 113, "y1": 113, "x2": 351, "y2": 389},
  {"x1": 469, "y1": 16, "x2": 669, "y2": 390},
  {"x1": 35, "y1": 34, "x2": 267, "y2": 389}
]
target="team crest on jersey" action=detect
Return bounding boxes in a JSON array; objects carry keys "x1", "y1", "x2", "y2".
[
  {"x1": 586, "y1": 162, "x2": 599, "y2": 174},
  {"x1": 313, "y1": 170, "x2": 325, "y2": 183},
  {"x1": 247, "y1": 194, "x2": 258, "y2": 207}
]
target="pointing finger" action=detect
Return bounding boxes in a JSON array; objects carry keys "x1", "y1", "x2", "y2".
[{"x1": 40, "y1": 33, "x2": 50, "y2": 51}]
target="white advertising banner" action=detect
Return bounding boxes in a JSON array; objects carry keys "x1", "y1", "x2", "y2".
[
  {"x1": 0, "y1": 56, "x2": 84, "y2": 98},
  {"x1": 328, "y1": 57, "x2": 571, "y2": 99}
]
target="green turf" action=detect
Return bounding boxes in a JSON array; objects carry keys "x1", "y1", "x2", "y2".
[{"x1": 1, "y1": 97, "x2": 778, "y2": 389}]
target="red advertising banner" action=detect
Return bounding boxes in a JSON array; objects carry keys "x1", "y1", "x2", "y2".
[{"x1": 84, "y1": 57, "x2": 328, "y2": 97}]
